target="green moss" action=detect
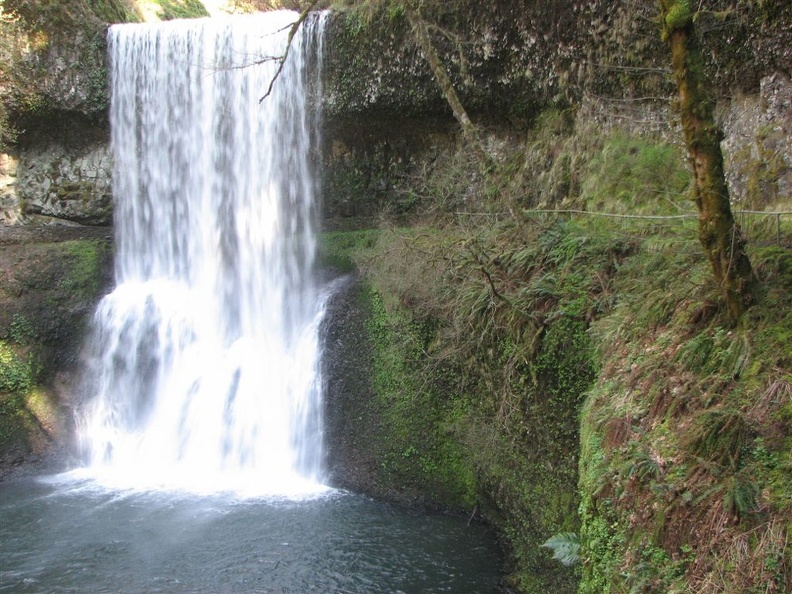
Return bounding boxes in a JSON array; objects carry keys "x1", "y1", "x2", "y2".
[
  {"x1": 87, "y1": 0, "x2": 143, "y2": 23},
  {"x1": 664, "y1": 0, "x2": 693, "y2": 33},
  {"x1": 580, "y1": 131, "x2": 691, "y2": 215},
  {"x1": 363, "y1": 285, "x2": 478, "y2": 508},
  {"x1": 152, "y1": 0, "x2": 209, "y2": 20},
  {"x1": 317, "y1": 229, "x2": 380, "y2": 272},
  {"x1": 0, "y1": 342, "x2": 35, "y2": 394},
  {"x1": 61, "y1": 240, "x2": 110, "y2": 299}
]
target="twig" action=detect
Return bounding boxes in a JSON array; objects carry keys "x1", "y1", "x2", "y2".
[{"x1": 467, "y1": 505, "x2": 479, "y2": 526}]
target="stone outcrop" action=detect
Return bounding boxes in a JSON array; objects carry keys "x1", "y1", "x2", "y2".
[
  {"x1": 720, "y1": 72, "x2": 792, "y2": 208},
  {"x1": 320, "y1": 1, "x2": 791, "y2": 119},
  {"x1": 2, "y1": 121, "x2": 112, "y2": 225},
  {"x1": 0, "y1": 1, "x2": 111, "y2": 224},
  {"x1": 14, "y1": 120, "x2": 112, "y2": 225},
  {"x1": 320, "y1": 275, "x2": 381, "y2": 495}
]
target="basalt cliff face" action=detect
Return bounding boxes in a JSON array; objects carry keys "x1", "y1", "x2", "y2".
[
  {"x1": 1, "y1": 1, "x2": 790, "y2": 226},
  {"x1": 317, "y1": 0, "x2": 791, "y2": 222},
  {"x1": 0, "y1": 0, "x2": 113, "y2": 225}
]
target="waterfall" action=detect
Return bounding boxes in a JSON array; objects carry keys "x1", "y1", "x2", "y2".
[{"x1": 77, "y1": 11, "x2": 328, "y2": 496}]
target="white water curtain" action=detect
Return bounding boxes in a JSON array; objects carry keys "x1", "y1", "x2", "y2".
[{"x1": 78, "y1": 11, "x2": 329, "y2": 496}]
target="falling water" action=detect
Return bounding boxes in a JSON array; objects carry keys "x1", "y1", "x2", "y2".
[{"x1": 77, "y1": 11, "x2": 328, "y2": 496}]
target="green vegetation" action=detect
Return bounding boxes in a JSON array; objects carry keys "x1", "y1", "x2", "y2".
[
  {"x1": 150, "y1": 0, "x2": 209, "y2": 20},
  {"x1": 324, "y1": 220, "x2": 618, "y2": 590},
  {"x1": 660, "y1": 0, "x2": 758, "y2": 325},
  {"x1": 0, "y1": 238, "x2": 113, "y2": 465},
  {"x1": 0, "y1": 0, "x2": 142, "y2": 144},
  {"x1": 62, "y1": 240, "x2": 110, "y2": 299},
  {"x1": 542, "y1": 532, "x2": 580, "y2": 567},
  {"x1": 317, "y1": 229, "x2": 380, "y2": 272},
  {"x1": 1, "y1": 2, "x2": 789, "y2": 591},
  {"x1": 0, "y1": 0, "x2": 214, "y2": 145},
  {"x1": 2, "y1": 0, "x2": 141, "y2": 30},
  {"x1": 578, "y1": 240, "x2": 791, "y2": 593},
  {"x1": 579, "y1": 132, "x2": 690, "y2": 215},
  {"x1": 364, "y1": 284, "x2": 478, "y2": 508},
  {"x1": 8, "y1": 314, "x2": 36, "y2": 345},
  {"x1": 0, "y1": 313, "x2": 38, "y2": 394},
  {"x1": 86, "y1": 0, "x2": 143, "y2": 23},
  {"x1": 0, "y1": 339, "x2": 48, "y2": 456},
  {"x1": 0, "y1": 342, "x2": 36, "y2": 394},
  {"x1": 320, "y1": 102, "x2": 791, "y2": 592},
  {"x1": 0, "y1": 385, "x2": 60, "y2": 458}
]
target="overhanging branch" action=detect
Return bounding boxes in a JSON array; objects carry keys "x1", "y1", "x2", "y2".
[{"x1": 259, "y1": 0, "x2": 319, "y2": 103}]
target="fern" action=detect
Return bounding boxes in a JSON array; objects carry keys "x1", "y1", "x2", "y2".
[{"x1": 541, "y1": 532, "x2": 580, "y2": 567}]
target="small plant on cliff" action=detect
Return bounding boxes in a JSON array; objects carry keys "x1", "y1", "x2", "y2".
[
  {"x1": 0, "y1": 342, "x2": 33, "y2": 394},
  {"x1": 8, "y1": 315, "x2": 36, "y2": 345},
  {"x1": 541, "y1": 532, "x2": 580, "y2": 567}
]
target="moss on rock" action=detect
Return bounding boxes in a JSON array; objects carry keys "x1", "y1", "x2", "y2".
[
  {"x1": 150, "y1": 0, "x2": 209, "y2": 21},
  {"x1": 0, "y1": 232, "x2": 113, "y2": 474}
]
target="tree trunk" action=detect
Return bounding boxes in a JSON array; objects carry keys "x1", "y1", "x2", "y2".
[
  {"x1": 659, "y1": 0, "x2": 757, "y2": 325},
  {"x1": 405, "y1": 5, "x2": 484, "y2": 153}
]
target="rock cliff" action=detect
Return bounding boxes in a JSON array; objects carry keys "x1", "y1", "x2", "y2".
[{"x1": 2, "y1": 1, "x2": 791, "y2": 225}]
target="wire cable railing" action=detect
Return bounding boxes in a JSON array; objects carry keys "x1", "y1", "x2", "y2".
[{"x1": 452, "y1": 209, "x2": 791, "y2": 245}]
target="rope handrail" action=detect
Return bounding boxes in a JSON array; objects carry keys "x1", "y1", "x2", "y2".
[
  {"x1": 453, "y1": 209, "x2": 792, "y2": 219},
  {"x1": 524, "y1": 209, "x2": 696, "y2": 220},
  {"x1": 735, "y1": 210, "x2": 792, "y2": 216},
  {"x1": 452, "y1": 209, "x2": 790, "y2": 245}
]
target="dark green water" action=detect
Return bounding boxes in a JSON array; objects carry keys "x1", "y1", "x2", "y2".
[{"x1": 0, "y1": 477, "x2": 502, "y2": 593}]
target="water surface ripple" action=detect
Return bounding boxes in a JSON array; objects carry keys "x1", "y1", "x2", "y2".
[{"x1": 0, "y1": 479, "x2": 503, "y2": 593}]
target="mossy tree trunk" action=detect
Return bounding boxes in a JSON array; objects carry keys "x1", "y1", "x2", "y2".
[
  {"x1": 659, "y1": 0, "x2": 758, "y2": 325},
  {"x1": 404, "y1": 3, "x2": 486, "y2": 156}
]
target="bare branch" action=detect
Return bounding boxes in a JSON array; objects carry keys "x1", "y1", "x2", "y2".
[{"x1": 259, "y1": 0, "x2": 320, "y2": 103}]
